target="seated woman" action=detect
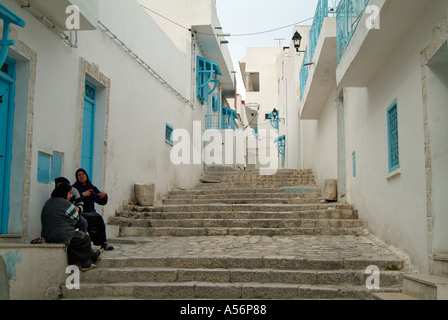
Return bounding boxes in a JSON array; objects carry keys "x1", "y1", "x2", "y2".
[
  {"x1": 41, "y1": 182, "x2": 103, "y2": 271},
  {"x1": 73, "y1": 168, "x2": 114, "y2": 250}
]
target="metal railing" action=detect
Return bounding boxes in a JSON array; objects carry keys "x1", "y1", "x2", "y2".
[
  {"x1": 336, "y1": 0, "x2": 370, "y2": 62},
  {"x1": 299, "y1": 47, "x2": 309, "y2": 101}
]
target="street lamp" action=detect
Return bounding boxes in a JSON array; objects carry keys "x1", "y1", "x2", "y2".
[{"x1": 292, "y1": 31, "x2": 305, "y2": 53}]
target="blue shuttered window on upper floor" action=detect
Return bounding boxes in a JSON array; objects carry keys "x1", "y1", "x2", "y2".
[
  {"x1": 197, "y1": 56, "x2": 221, "y2": 104},
  {"x1": 165, "y1": 123, "x2": 174, "y2": 145},
  {"x1": 220, "y1": 106, "x2": 237, "y2": 130},
  {"x1": 387, "y1": 100, "x2": 400, "y2": 173}
]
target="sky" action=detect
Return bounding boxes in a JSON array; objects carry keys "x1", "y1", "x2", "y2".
[{"x1": 215, "y1": 0, "x2": 320, "y2": 97}]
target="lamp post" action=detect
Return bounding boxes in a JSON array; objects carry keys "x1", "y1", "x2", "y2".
[{"x1": 0, "y1": 3, "x2": 25, "y2": 67}]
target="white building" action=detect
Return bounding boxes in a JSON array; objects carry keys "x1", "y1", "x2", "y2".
[
  {"x1": 298, "y1": 0, "x2": 448, "y2": 275},
  {"x1": 0, "y1": 0, "x2": 234, "y2": 299}
]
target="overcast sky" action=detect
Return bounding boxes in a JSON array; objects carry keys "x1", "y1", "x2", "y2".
[{"x1": 215, "y1": 0, "x2": 320, "y2": 97}]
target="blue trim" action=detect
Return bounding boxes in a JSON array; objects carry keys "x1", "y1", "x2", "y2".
[
  {"x1": 275, "y1": 135, "x2": 286, "y2": 167},
  {"x1": 387, "y1": 100, "x2": 400, "y2": 172},
  {"x1": 310, "y1": 0, "x2": 331, "y2": 61},
  {"x1": 220, "y1": 106, "x2": 237, "y2": 130},
  {"x1": 197, "y1": 56, "x2": 221, "y2": 104},
  {"x1": 299, "y1": 47, "x2": 309, "y2": 101},
  {"x1": 352, "y1": 151, "x2": 356, "y2": 178},
  {"x1": 0, "y1": 57, "x2": 15, "y2": 234},
  {"x1": 81, "y1": 81, "x2": 96, "y2": 178},
  {"x1": 336, "y1": 0, "x2": 369, "y2": 63},
  {"x1": 0, "y1": 3, "x2": 25, "y2": 67}
]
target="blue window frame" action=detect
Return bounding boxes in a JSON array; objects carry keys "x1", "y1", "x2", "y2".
[
  {"x1": 220, "y1": 106, "x2": 237, "y2": 130},
  {"x1": 387, "y1": 100, "x2": 400, "y2": 172},
  {"x1": 197, "y1": 56, "x2": 221, "y2": 104},
  {"x1": 275, "y1": 135, "x2": 286, "y2": 167},
  {"x1": 352, "y1": 151, "x2": 356, "y2": 178},
  {"x1": 165, "y1": 123, "x2": 174, "y2": 145}
]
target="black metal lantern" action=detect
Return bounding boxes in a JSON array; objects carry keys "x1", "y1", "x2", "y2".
[
  {"x1": 272, "y1": 108, "x2": 278, "y2": 119},
  {"x1": 292, "y1": 31, "x2": 302, "y2": 52}
]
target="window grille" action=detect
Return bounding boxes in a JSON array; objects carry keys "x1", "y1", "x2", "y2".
[
  {"x1": 165, "y1": 123, "x2": 174, "y2": 145},
  {"x1": 387, "y1": 101, "x2": 400, "y2": 172}
]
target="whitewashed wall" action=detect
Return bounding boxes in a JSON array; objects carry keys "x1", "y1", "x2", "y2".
[{"x1": 4, "y1": 0, "x2": 206, "y2": 240}]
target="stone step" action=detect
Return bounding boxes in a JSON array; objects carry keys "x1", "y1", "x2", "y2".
[
  {"x1": 434, "y1": 255, "x2": 448, "y2": 278},
  {"x1": 79, "y1": 267, "x2": 404, "y2": 287},
  {"x1": 197, "y1": 181, "x2": 317, "y2": 188},
  {"x1": 110, "y1": 217, "x2": 364, "y2": 229},
  {"x1": 168, "y1": 186, "x2": 321, "y2": 196},
  {"x1": 121, "y1": 203, "x2": 354, "y2": 214},
  {"x1": 91, "y1": 255, "x2": 405, "y2": 271},
  {"x1": 403, "y1": 274, "x2": 448, "y2": 300},
  {"x1": 162, "y1": 197, "x2": 323, "y2": 205},
  {"x1": 372, "y1": 292, "x2": 418, "y2": 300},
  {"x1": 116, "y1": 226, "x2": 367, "y2": 237},
  {"x1": 114, "y1": 209, "x2": 358, "y2": 220},
  {"x1": 63, "y1": 281, "x2": 399, "y2": 300}
]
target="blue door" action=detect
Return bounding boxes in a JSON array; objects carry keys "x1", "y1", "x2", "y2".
[
  {"x1": 0, "y1": 59, "x2": 15, "y2": 234},
  {"x1": 81, "y1": 82, "x2": 96, "y2": 178}
]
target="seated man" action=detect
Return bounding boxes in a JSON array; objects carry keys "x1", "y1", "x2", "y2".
[
  {"x1": 55, "y1": 177, "x2": 87, "y2": 233},
  {"x1": 72, "y1": 168, "x2": 114, "y2": 251}
]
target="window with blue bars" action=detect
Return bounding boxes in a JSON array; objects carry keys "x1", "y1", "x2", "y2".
[
  {"x1": 197, "y1": 56, "x2": 221, "y2": 104},
  {"x1": 387, "y1": 100, "x2": 400, "y2": 172},
  {"x1": 221, "y1": 106, "x2": 237, "y2": 130},
  {"x1": 165, "y1": 123, "x2": 174, "y2": 145},
  {"x1": 275, "y1": 135, "x2": 286, "y2": 167}
]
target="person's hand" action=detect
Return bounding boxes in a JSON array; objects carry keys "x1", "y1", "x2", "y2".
[
  {"x1": 82, "y1": 189, "x2": 93, "y2": 197},
  {"x1": 98, "y1": 192, "x2": 106, "y2": 199}
]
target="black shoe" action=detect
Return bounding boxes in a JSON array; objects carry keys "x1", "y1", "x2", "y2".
[
  {"x1": 91, "y1": 248, "x2": 104, "y2": 262},
  {"x1": 80, "y1": 262, "x2": 97, "y2": 272},
  {"x1": 102, "y1": 243, "x2": 114, "y2": 251}
]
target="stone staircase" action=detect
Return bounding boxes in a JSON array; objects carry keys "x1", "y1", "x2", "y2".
[
  {"x1": 108, "y1": 169, "x2": 365, "y2": 238},
  {"x1": 373, "y1": 255, "x2": 448, "y2": 300},
  {"x1": 61, "y1": 167, "x2": 413, "y2": 300}
]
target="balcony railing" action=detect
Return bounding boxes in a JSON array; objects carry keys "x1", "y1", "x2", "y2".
[
  {"x1": 336, "y1": 0, "x2": 370, "y2": 62},
  {"x1": 299, "y1": 47, "x2": 309, "y2": 101},
  {"x1": 309, "y1": 0, "x2": 336, "y2": 61}
]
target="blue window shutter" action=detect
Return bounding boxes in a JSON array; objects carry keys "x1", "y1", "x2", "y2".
[
  {"x1": 37, "y1": 152, "x2": 51, "y2": 184},
  {"x1": 387, "y1": 101, "x2": 400, "y2": 172},
  {"x1": 165, "y1": 123, "x2": 174, "y2": 145},
  {"x1": 50, "y1": 153, "x2": 62, "y2": 182}
]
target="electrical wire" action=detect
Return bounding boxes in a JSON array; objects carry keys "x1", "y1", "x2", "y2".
[{"x1": 140, "y1": 4, "x2": 314, "y2": 37}]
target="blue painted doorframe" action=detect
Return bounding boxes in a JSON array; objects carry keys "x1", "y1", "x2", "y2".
[
  {"x1": 81, "y1": 81, "x2": 96, "y2": 179},
  {"x1": 0, "y1": 58, "x2": 16, "y2": 234}
]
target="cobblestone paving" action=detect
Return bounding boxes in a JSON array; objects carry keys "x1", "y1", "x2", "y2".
[{"x1": 101, "y1": 234, "x2": 414, "y2": 270}]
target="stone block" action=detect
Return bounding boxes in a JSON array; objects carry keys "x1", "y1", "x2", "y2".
[
  {"x1": 323, "y1": 179, "x2": 338, "y2": 202},
  {"x1": 134, "y1": 183, "x2": 155, "y2": 206}
]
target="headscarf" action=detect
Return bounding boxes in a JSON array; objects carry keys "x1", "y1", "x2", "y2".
[
  {"x1": 73, "y1": 168, "x2": 94, "y2": 191},
  {"x1": 73, "y1": 168, "x2": 107, "y2": 212},
  {"x1": 51, "y1": 182, "x2": 72, "y2": 199}
]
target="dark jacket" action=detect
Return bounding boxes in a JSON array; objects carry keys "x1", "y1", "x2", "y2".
[
  {"x1": 41, "y1": 197, "x2": 85, "y2": 245},
  {"x1": 73, "y1": 169, "x2": 108, "y2": 213}
]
